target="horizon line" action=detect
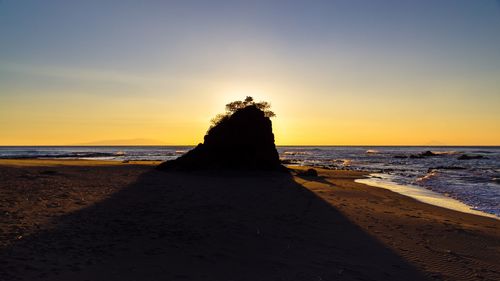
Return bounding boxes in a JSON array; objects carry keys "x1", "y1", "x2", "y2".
[{"x1": 1, "y1": 144, "x2": 500, "y2": 147}]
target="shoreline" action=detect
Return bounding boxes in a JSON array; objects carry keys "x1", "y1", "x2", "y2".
[
  {"x1": 1, "y1": 159, "x2": 499, "y2": 280},
  {"x1": 0, "y1": 158, "x2": 162, "y2": 166},
  {"x1": 356, "y1": 173, "x2": 499, "y2": 220}
]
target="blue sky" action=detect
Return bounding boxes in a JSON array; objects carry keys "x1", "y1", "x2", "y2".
[{"x1": 1, "y1": 0, "x2": 499, "y2": 145}]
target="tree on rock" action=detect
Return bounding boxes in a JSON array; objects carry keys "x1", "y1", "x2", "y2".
[{"x1": 220, "y1": 96, "x2": 275, "y2": 122}]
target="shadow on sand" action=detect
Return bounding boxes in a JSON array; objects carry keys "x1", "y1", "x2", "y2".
[{"x1": 1, "y1": 167, "x2": 431, "y2": 281}]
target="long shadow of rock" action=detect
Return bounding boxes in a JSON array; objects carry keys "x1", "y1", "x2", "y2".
[
  {"x1": 0, "y1": 168, "x2": 431, "y2": 281},
  {"x1": 294, "y1": 173, "x2": 336, "y2": 186}
]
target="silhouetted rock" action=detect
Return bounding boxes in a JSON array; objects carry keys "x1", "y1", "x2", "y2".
[
  {"x1": 298, "y1": 168, "x2": 318, "y2": 177},
  {"x1": 281, "y1": 159, "x2": 298, "y2": 165},
  {"x1": 421, "y1": 151, "x2": 438, "y2": 157},
  {"x1": 393, "y1": 155, "x2": 408, "y2": 159},
  {"x1": 158, "y1": 105, "x2": 282, "y2": 171},
  {"x1": 409, "y1": 151, "x2": 440, "y2": 159},
  {"x1": 457, "y1": 154, "x2": 487, "y2": 160}
]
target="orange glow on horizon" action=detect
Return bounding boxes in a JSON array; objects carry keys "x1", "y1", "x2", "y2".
[{"x1": 1, "y1": 87, "x2": 499, "y2": 146}]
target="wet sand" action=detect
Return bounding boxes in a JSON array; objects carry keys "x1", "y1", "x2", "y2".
[{"x1": 0, "y1": 160, "x2": 499, "y2": 281}]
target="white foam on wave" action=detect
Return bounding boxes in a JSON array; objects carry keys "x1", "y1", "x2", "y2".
[
  {"x1": 283, "y1": 151, "x2": 310, "y2": 155},
  {"x1": 432, "y1": 151, "x2": 459, "y2": 155},
  {"x1": 415, "y1": 170, "x2": 440, "y2": 183},
  {"x1": 356, "y1": 173, "x2": 499, "y2": 220}
]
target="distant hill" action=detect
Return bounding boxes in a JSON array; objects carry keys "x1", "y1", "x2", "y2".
[{"x1": 76, "y1": 138, "x2": 167, "y2": 146}]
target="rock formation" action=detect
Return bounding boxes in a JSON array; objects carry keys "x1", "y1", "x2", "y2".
[
  {"x1": 297, "y1": 168, "x2": 318, "y2": 177},
  {"x1": 409, "y1": 151, "x2": 441, "y2": 159},
  {"x1": 457, "y1": 154, "x2": 487, "y2": 160},
  {"x1": 157, "y1": 104, "x2": 283, "y2": 171}
]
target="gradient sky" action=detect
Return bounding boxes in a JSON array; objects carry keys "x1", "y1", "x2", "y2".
[{"x1": 1, "y1": 0, "x2": 499, "y2": 145}]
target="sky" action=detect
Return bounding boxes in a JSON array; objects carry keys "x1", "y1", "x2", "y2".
[{"x1": 1, "y1": 0, "x2": 499, "y2": 145}]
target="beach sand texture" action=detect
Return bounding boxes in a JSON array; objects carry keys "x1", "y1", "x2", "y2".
[{"x1": 0, "y1": 160, "x2": 499, "y2": 281}]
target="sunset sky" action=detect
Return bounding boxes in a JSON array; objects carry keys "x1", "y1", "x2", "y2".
[{"x1": 1, "y1": 0, "x2": 499, "y2": 145}]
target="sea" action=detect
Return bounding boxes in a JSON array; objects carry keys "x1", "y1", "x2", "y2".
[{"x1": 1, "y1": 146, "x2": 499, "y2": 218}]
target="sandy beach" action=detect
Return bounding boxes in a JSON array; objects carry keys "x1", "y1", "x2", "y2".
[{"x1": 0, "y1": 159, "x2": 499, "y2": 281}]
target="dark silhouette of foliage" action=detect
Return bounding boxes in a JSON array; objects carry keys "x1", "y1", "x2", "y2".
[
  {"x1": 210, "y1": 113, "x2": 230, "y2": 128},
  {"x1": 211, "y1": 96, "x2": 275, "y2": 129}
]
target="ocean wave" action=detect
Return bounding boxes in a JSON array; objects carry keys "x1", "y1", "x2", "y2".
[
  {"x1": 330, "y1": 159, "x2": 352, "y2": 167},
  {"x1": 282, "y1": 151, "x2": 311, "y2": 155},
  {"x1": 433, "y1": 151, "x2": 459, "y2": 155},
  {"x1": 0, "y1": 151, "x2": 129, "y2": 159},
  {"x1": 415, "y1": 171, "x2": 440, "y2": 184}
]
